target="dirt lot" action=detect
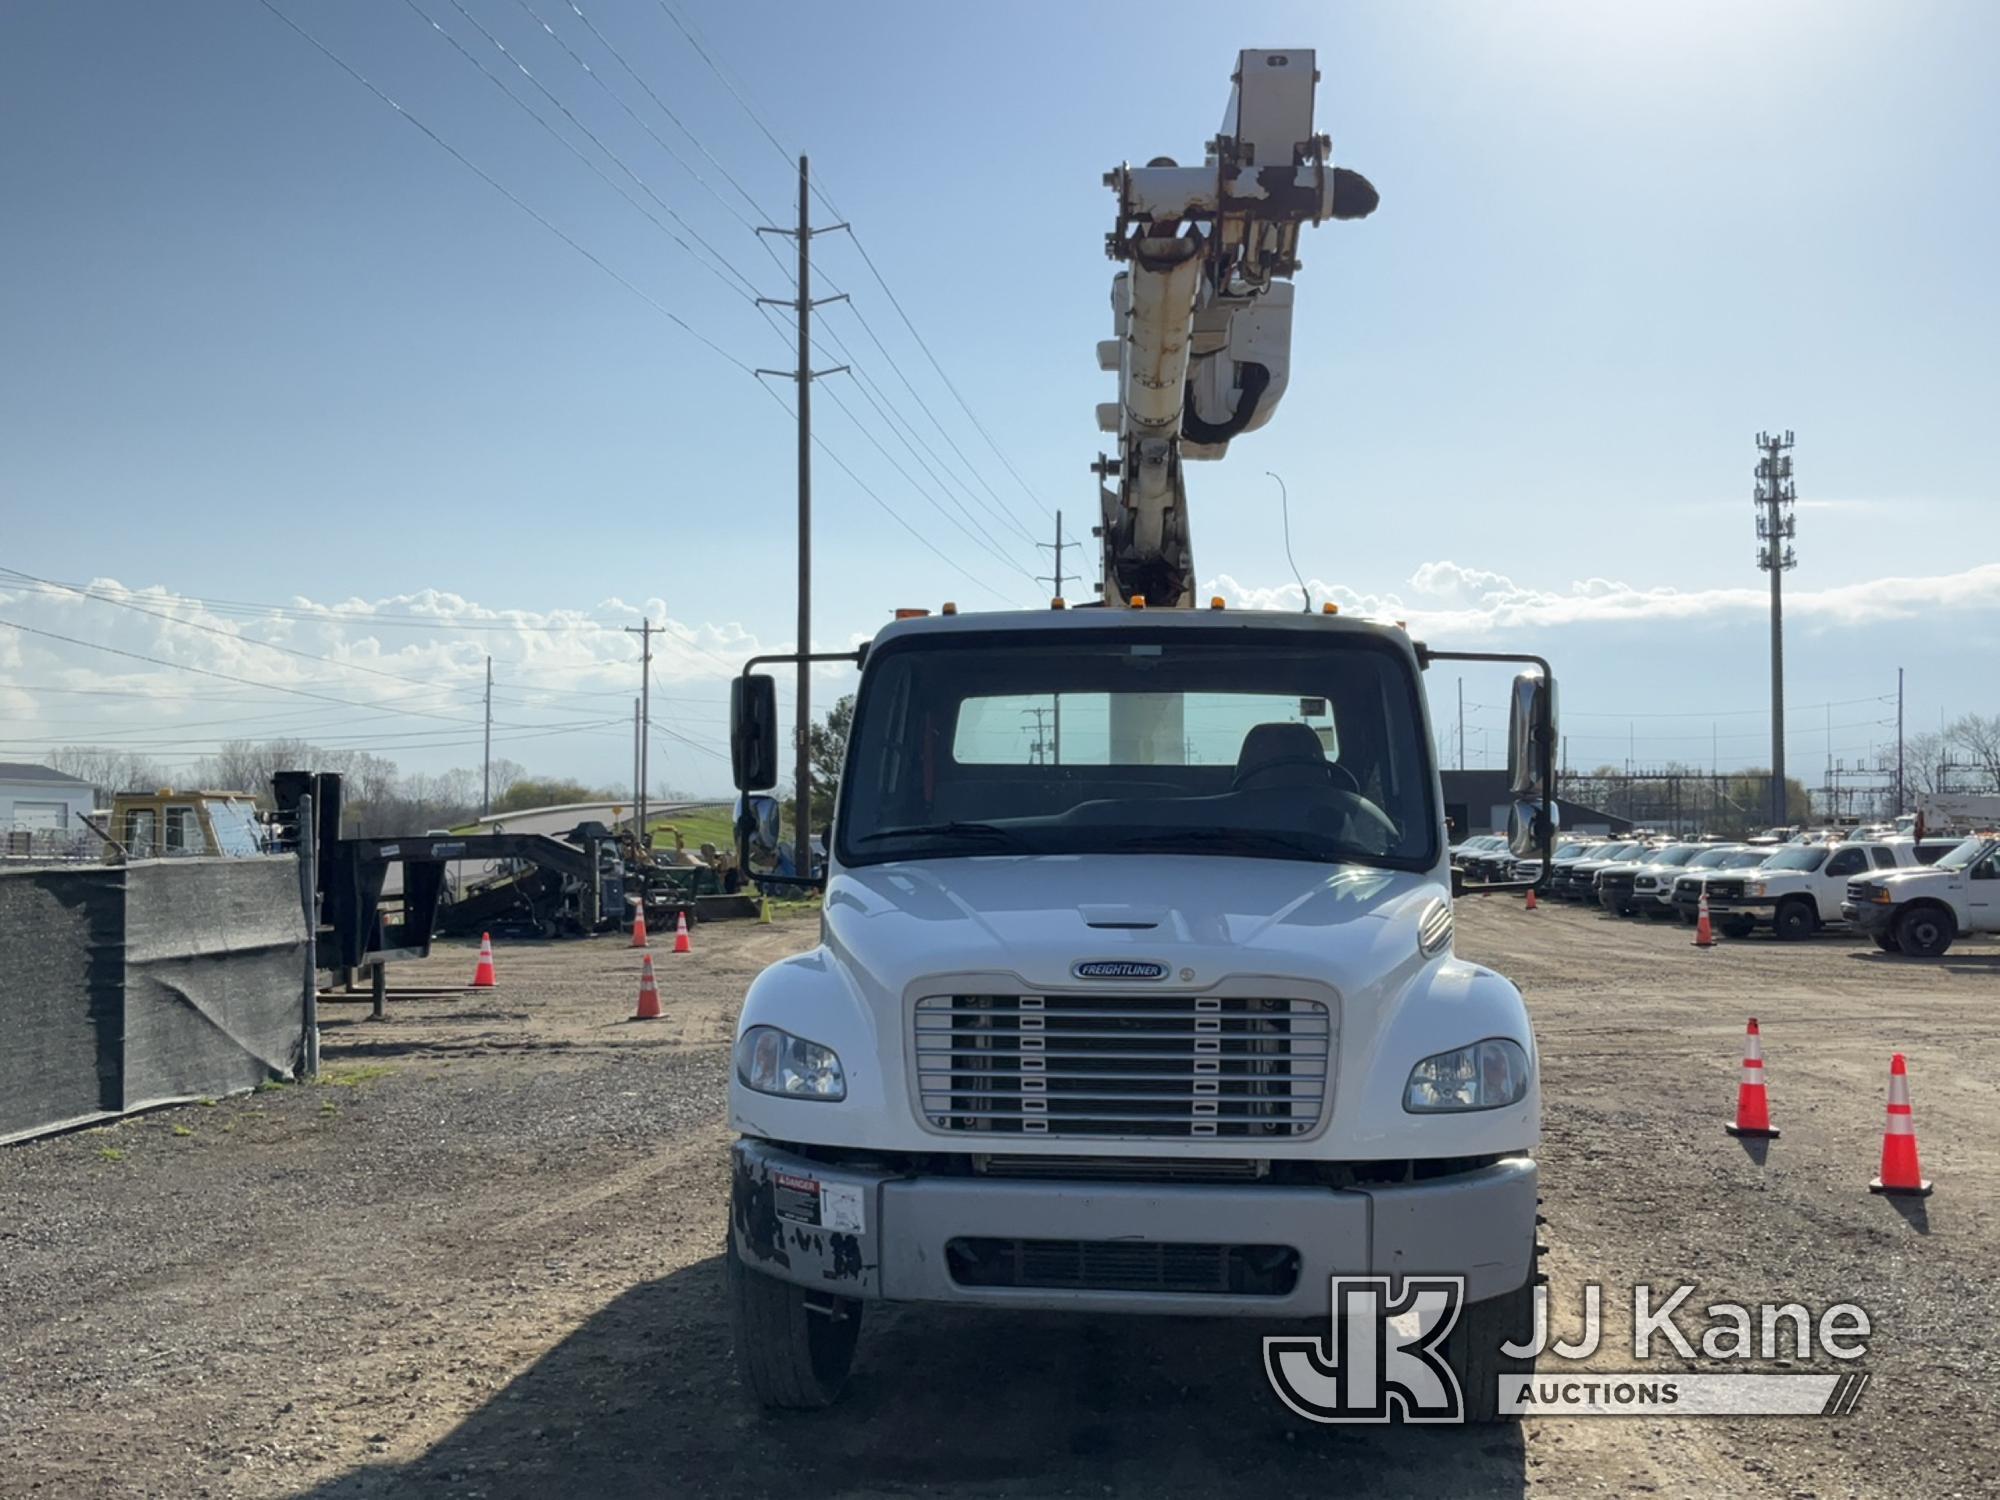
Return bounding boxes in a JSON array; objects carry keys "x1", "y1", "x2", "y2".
[{"x1": 3, "y1": 902, "x2": 1997, "y2": 1499}]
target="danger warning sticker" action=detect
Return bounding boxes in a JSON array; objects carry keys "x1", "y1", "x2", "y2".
[
  {"x1": 770, "y1": 1171, "x2": 866, "y2": 1234},
  {"x1": 772, "y1": 1171, "x2": 821, "y2": 1226}
]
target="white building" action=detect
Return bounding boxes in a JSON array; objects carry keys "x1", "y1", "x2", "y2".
[{"x1": 0, "y1": 763, "x2": 96, "y2": 832}]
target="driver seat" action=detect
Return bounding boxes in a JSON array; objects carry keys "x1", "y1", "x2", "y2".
[{"x1": 1233, "y1": 722, "x2": 1352, "y2": 792}]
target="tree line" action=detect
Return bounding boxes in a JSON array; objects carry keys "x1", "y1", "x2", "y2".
[{"x1": 41, "y1": 740, "x2": 693, "y2": 837}]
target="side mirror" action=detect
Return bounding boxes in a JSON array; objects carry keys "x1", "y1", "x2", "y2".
[
  {"x1": 734, "y1": 792, "x2": 781, "y2": 861},
  {"x1": 730, "y1": 675, "x2": 779, "y2": 792},
  {"x1": 1505, "y1": 667, "x2": 1559, "y2": 858}
]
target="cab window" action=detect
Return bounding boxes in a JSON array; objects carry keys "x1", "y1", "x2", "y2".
[
  {"x1": 1870, "y1": 846, "x2": 1898, "y2": 869},
  {"x1": 165, "y1": 806, "x2": 200, "y2": 854},
  {"x1": 1825, "y1": 848, "x2": 1866, "y2": 878},
  {"x1": 124, "y1": 808, "x2": 157, "y2": 858}
]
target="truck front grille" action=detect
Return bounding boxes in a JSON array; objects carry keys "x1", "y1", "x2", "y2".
[
  {"x1": 915, "y1": 992, "x2": 1330, "y2": 1140},
  {"x1": 945, "y1": 1236, "x2": 1300, "y2": 1295}
]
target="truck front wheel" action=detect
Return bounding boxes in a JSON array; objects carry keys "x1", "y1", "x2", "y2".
[
  {"x1": 1773, "y1": 899, "x2": 1816, "y2": 942},
  {"x1": 1895, "y1": 905, "x2": 1955, "y2": 959},
  {"x1": 1445, "y1": 1275, "x2": 1536, "y2": 1424},
  {"x1": 726, "y1": 1243, "x2": 862, "y2": 1409},
  {"x1": 1873, "y1": 930, "x2": 1902, "y2": 953}
]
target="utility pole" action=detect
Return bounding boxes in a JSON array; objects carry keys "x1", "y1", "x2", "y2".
[
  {"x1": 632, "y1": 698, "x2": 641, "y2": 830},
  {"x1": 482, "y1": 656, "x2": 493, "y2": 816},
  {"x1": 1021, "y1": 706, "x2": 1053, "y2": 766},
  {"x1": 624, "y1": 621, "x2": 654, "y2": 842},
  {"x1": 1036, "y1": 511, "x2": 1076, "y2": 764},
  {"x1": 1457, "y1": 677, "x2": 1465, "y2": 772},
  {"x1": 1754, "y1": 429, "x2": 1798, "y2": 826},
  {"x1": 757, "y1": 156, "x2": 848, "y2": 879},
  {"x1": 1896, "y1": 667, "x2": 1906, "y2": 816}
]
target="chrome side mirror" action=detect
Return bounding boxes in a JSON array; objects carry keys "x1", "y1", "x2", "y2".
[{"x1": 1506, "y1": 667, "x2": 1558, "y2": 858}]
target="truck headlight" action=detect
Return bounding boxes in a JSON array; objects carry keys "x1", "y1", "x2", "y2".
[
  {"x1": 735, "y1": 1025, "x2": 846, "y2": 1101},
  {"x1": 1404, "y1": 1039, "x2": 1530, "y2": 1113},
  {"x1": 1747, "y1": 882, "x2": 1766, "y2": 897}
]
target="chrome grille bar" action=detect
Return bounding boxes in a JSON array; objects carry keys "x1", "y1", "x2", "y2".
[{"x1": 916, "y1": 992, "x2": 1330, "y2": 1140}]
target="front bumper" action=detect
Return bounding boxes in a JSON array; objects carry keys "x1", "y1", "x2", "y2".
[
  {"x1": 730, "y1": 1138, "x2": 1538, "y2": 1316},
  {"x1": 1700, "y1": 896, "x2": 1776, "y2": 923},
  {"x1": 1840, "y1": 901, "x2": 1896, "y2": 934}
]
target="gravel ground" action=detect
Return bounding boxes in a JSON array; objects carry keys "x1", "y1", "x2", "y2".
[{"x1": 1, "y1": 900, "x2": 1995, "y2": 1498}]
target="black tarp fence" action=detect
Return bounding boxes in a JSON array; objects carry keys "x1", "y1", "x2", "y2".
[{"x1": 1, "y1": 856, "x2": 306, "y2": 1144}]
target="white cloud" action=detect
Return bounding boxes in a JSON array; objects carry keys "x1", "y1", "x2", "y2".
[
  {"x1": 0, "y1": 577, "x2": 792, "y2": 778},
  {"x1": 1206, "y1": 559, "x2": 2000, "y2": 635}
]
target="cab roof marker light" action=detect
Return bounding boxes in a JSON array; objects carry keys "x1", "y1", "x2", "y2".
[
  {"x1": 941, "y1": 602, "x2": 958, "y2": 616},
  {"x1": 1051, "y1": 597, "x2": 1068, "y2": 609},
  {"x1": 894, "y1": 608, "x2": 930, "y2": 620},
  {"x1": 1322, "y1": 602, "x2": 1339, "y2": 615},
  {"x1": 1209, "y1": 596, "x2": 1226, "y2": 610},
  {"x1": 1130, "y1": 595, "x2": 1148, "y2": 610}
]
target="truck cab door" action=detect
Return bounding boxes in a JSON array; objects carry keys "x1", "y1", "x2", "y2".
[
  {"x1": 1969, "y1": 854, "x2": 1998, "y2": 924},
  {"x1": 1821, "y1": 846, "x2": 1868, "y2": 918}
]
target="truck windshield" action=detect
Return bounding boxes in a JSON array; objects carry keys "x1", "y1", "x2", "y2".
[
  {"x1": 1762, "y1": 846, "x2": 1828, "y2": 872},
  {"x1": 1934, "y1": 836, "x2": 1999, "y2": 872},
  {"x1": 835, "y1": 632, "x2": 1438, "y2": 870}
]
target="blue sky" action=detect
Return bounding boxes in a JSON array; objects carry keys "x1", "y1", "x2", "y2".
[{"x1": 3, "y1": 0, "x2": 1996, "y2": 795}]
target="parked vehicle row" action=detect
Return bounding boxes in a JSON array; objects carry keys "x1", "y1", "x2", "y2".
[{"x1": 1458, "y1": 824, "x2": 2000, "y2": 957}]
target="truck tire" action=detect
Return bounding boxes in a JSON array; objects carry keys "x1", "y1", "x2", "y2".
[
  {"x1": 1445, "y1": 1274, "x2": 1536, "y2": 1425},
  {"x1": 1873, "y1": 930, "x2": 1902, "y2": 953},
  {"x1": 1894, "y1": 905, "x2": 1955, "y2": 959},
  {"x1": 726, "y1": 1243, "x2": 861, "y2": 1409},
  {"x1": 1773, "y1": 898, "x2": 1816, "y2": 942},
  {"x1": 1720, "y1": 916, "x2": 1756, "y2": 940}
]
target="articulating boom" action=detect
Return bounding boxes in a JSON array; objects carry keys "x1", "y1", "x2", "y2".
[{"x1": 1095, "y1": 49, "x2": 1377, "y2": 608}]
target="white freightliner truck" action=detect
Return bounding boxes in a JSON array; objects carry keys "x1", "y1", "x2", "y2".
[{"x1": 722, "y1": 51, "x2": 1559, "y2": 1421}]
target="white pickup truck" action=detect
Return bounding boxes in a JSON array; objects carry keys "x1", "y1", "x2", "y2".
[
  {"x1": 723, "y1": 607, "x2": 1557, "y2": 1418},
  {"x1": 1697, "y1": 839, "x2": 1916, "y2": 940},
  {"x1": 1840, "y1": 834, "x2": 2000, "y2": 956}
]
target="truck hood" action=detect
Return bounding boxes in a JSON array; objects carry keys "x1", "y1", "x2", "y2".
[{"x1": 823, "y1": 853, "x2": 1444, "y2": 993}]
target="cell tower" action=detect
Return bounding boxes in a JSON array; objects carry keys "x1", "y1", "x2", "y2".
[{"x1": 1754, "y1": 430, "x2": 1798, "y2": 826}]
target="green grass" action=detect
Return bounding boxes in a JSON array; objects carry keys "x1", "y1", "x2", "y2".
[
  {"x1": 319, "y1": 1064, "x2": 396, "y2": 1089},
  {"x1": 646, "y1": 803, "x2": 735, "y2": 852},
  {"x1": 253, "y1": 1079, "x2": 285, "y2": 1094},
  {"x1": 97, "y1": 1145, "x2": 126, "y2": 1163},
  {"x1": 170, "y1": 1125, "x2": 195, "y2": 1138}
]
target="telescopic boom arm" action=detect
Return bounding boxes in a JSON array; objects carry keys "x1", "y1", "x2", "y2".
[{"x1": 1095, "y1": 48, "x2": 1376, "y2": 608}]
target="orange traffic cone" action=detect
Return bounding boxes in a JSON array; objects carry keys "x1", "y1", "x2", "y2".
[
  {"x1": 1724, "y1": 1018, "x2": 1779, "y2": 1138},
  {"x1": 630, "y1": 908, "x2": 649, "y2": 949},
  {"x1": 1694, "y1": 889, "x2": 1716, "y2": 948},
  {"x1": 1525, "y1": 887, "x2": 1538, "y2": 912},
  {"x1": 672, "y1": 911, "x2": 692, "y2": 955},
  {"x1": 632, "y1": 953, "x2": 662, "y2": 1020},
  {"x1": 471, "y1": 932, "x2": 497, "y2": 988},
  {"x1": 1869, "y1": 1053, "x2": 1932, "y2": 1197}
]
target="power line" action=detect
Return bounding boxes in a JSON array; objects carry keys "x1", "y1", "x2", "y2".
[
  {"x1": 255, "y1": 0, "x2": 756, "y2": 376},
  {"x1": 645, "y1": 1, "x2": 1053, "y2": 536},
  {"x1": 552, "y1": 0, "x2": 786, "y2": 242},
  {"x1": 408, "y1": 0, "x2": 764, "y2": 303},
  {"x1": 261, "y1": 0, "x2": 1038, "y2": 612}
]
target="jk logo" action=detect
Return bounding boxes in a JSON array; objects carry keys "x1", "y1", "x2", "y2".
[{"x1": 1264, "y1": 1276, "x2": 1466, "y2": 1423}]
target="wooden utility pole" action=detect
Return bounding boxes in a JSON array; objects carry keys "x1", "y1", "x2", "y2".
[
  {"x1": 482, "y1": 656, "x2": 492, "y2": 816},
  {"x1": 624, "y1": 621, "x2": 655, "y2": 841},
  {"x1": 1036, "y1": 510, "x2": 1075, "y2": 762},
  {"x1": 757, "y1": 157, "x2": 847, "y2": 878}
]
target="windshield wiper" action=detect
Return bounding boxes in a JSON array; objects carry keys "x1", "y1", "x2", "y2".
[
  {"x1": 1107, "y1": 828, "x2": 1392, "y2": 866},
  {"x1": 854, "y1": 821, "x2": 1031, "y2": 849}
]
